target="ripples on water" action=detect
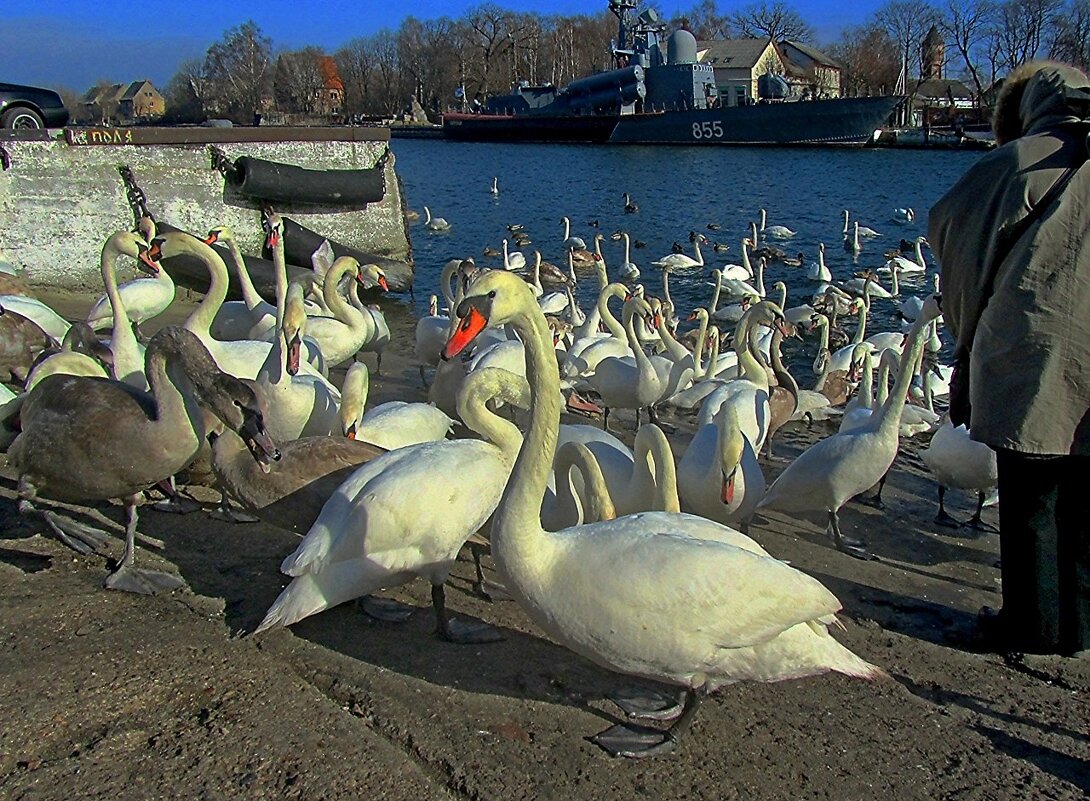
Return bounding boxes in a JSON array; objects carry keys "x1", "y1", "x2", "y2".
[{"x1": 391, "y1": 139, "x2": 984, "y2": 374}]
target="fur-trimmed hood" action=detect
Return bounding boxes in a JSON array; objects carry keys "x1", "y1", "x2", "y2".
[{"x1": 993, "y1": 61, "x2": 1090, "y2": 145}]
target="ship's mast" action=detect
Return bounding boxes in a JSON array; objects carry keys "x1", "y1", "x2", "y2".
[{"x1": 609, "y1": 0, "x2": 637, "y2": 54}]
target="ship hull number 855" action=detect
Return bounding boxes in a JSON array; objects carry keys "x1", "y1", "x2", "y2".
[{"x1": 692, "y1": 121, "x2": 724, "y2": 140}]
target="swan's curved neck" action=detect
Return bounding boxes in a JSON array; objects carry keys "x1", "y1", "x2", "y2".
[
  {"x1": 741, "y1": 238, "x2": 752, "y2": 274},
  {"x1": 775, "y1": 282, "x2": 787, "y2": 310},
  {"x1": 857, "y1": 351, "x2": 875, "y2": 408},
  {"x1": 439, "y1": 261, "x2": 460, "y2": 310},
  {"x1": 755, "y1": 258, "x2": 766, "y2": 295},
  {"x1": 735, "y1": 312, "x2": 766, "y2": 388},
  {"x1": 853, "y1": 299, "x2": 868, "y2": 343},
  {"x1": 101, "y1": 239, "x2": 133, "y2": 347},
  {"x1": 227, "y1": 239, "x2": 264, "y2": 310},
  {"x1": 915, "y1": 239, "x2": 926, "y2": 269},
  {"x1": 633, "y1": 424, "x2": 679, "y2": 513},
  {"x1": 877, "y1": 314, "x2": 933, "y2": 433},
  {"x1": 623, "y1": 233, "x2": 631, "y2": 263},
  {"x1": 843, "y1": 210, "x2": 849, "y2": 235},
  {"x1": 702, "y1": 324, "x2": 720, "y2": 379},
  {"x1": 598, "y1": 284, "x2": 627, "y2": 339},
  {"x1": 179, "y1": 238, "x2": 231, "y2": 337},
  {"x1": 768, "y1": 329, "x2": 798, "y2": 398},
  {"x1": 324, "y1": 260, "x2": 365, "y2": 330},
  {"x1": 554, "y1": 441, "x2": 615, "y2": 524},
  {"x1": 459, "y1": 375, "x2": 525, "y2": 462},
  {"x1": 707, "y1": 270, "x2": 722, "y2": 316},
  {"x1": 491, "y1": 300, "x2": 559, "y2": 564}
]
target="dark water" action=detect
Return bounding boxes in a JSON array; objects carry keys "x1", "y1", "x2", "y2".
[{"x1": 391, "y1": 139, "x2": 984, "y2": 368}]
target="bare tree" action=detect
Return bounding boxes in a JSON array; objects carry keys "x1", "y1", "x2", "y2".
[
  {"x1": 876, "y1": 0, "x2": 940, "y2": 85},
  {"x1": 988, "y1": 0, "x2": 1063, "y2": 71},
  {"x1": 672, "y1": 0, "x2": 733, "y2": 39},
  {"x1": 163, "y1": 58, "x2": 208, "y2": 123},
  {"x1": 827, "y1": 23, "x2": 903, "y2": 96},
  {"x1": 730, "y1": 1, "x2": 813, "y2": 42},
  {"x1": 274, "y1": 47, "x2": 326, "y2": 113},
  {"x1": 939, "y1": 0, "x2": 998, "y2": 95},
  {"x1": 335, "y1": 37, "x2": 375, "y2": 114},
  {"x1": 203, "y1": 20, "x2": 274, "y2": 122},
  {"x1": 1049, "y1": 0, "x2": 1090, "y2": 70}
]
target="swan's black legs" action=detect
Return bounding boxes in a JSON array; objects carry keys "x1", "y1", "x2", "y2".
[
  {"x1": 829, "y1": 510, "x2": 872, "y2": 560},
  {"x1": 934, "y1": 485, "x2": 962, "y2": 527},
  {"x1": 432, "y1": 583, "x2": 504, "y2": 644}
]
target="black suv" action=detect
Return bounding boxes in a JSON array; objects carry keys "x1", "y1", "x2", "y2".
[{"x1": 0, "y1": 82, "x2": 70, "y2": 129}]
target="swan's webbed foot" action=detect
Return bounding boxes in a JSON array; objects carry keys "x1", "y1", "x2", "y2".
[
  {"x1": 856, "y1": 494, "x2": 886, "y2": 511},
  {"x1": 964, "y1": 515, "x2": 999, "y2": 534},
  {"x1": 592, "y1": 687, "x2": 703, "y2": 758},
  {"x1": 32, "y1": 507, "x2": 113, "y2": 556},
  {"x1": 965, "y1": 492, "x2": 999, "y2": 533},
  {"x1": 433, "y1": 584, "x2": 504, "y2": 643},
  {"x1": 152, "y1": 492, "x2": 202, "y2": 515},
  {"x1": 438, "y1": 617, "x2": 505, "y2": 644},
  {"x1": 105, "y1": 564, "x2": 186, "y2": 595},
  {"x1": 609, "y1": 685, "x2": 686, "y2": 721},
  {"x1": 934, "y1": 509, "x2": 962, "y2": 528},
  {"x1": 591, "y1": 724, "x2": 680, "y2": 758},
  {"x1": 828, "y1": 511, "x2": 873, "y2": 560},
  {"x1": 359, "y1": 596, "x2": 417, "y2": 623},
  {"x1": 209, "y1": 502, "x2": 259, "y2": 524}
]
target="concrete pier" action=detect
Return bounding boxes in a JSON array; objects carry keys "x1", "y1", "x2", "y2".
[{"x1": 0, "y1": 126, "x2": 413, "y2": 292}]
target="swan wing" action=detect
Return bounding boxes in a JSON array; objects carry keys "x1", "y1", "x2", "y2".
[{"x1": 550, "y1": 514, "x2": 843, "y2": 649}]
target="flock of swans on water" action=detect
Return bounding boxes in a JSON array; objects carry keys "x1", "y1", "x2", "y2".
[{"x1": 0, "y1": 193, "x2": 997, "y2": 757}]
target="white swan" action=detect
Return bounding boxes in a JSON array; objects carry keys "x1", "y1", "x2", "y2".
[
  {"x1": 441, "y1": 269, "x2": 883, "y2": 757},
  {"x1": 502, "y1": 239, "x2": 526, "y2": 271},
  {"x1": 490, "y1": 176, "x2": 499, "y2": 195},
  {"x1": 423, "y1": 206, "x2": 451, "y2": 231},
  {"x1": 843, "y1": 221, "x2": 862, "y2": 255},
  {"x1": 256, "y1": 366, "x2": 524, "y2": 642},
  {"x1": 147, "y1": 231, "x2": 327, "y2": 383},
  {"x1": 340, "y1": 361, "x2": 453, "y2": 450},
  {"x1": 651, "y1": 235, "x2": 704, "y2": 270},
  {"x1": 807, "y1": 242, "x2": 832, "y2": 282},
  {"x1": 759, "y1": 208, "x2": 796, "y2": 239},
  {"x1": 86, "y1": 222, "x2": 174, "y2": 335},
  {"x1": 0, "y1": 295, "x2": 69, "y2": 343},
  {"x1": 678, "y1": 398, "x2": 765, "y2": 530},
  {"x1": 881, "y1": 236, "x2": 928, "y2": 275},
  {"x1": 920, "y1": 418, "x2": 998, "y2": 529},
  {"x1": 757, "y1": 295, "x2": 944, "y2": 559},
  {"x1": 299, "y1": 257, "x2": 379, "y2": 368},
  {"x1": 205, "y1": 224, "x2": 274, "y2": 341},
  {"x1": 718, "y1": 254, "x2": 766, "y2": 299},
  {"x1": 587, "y1": 296, "x2": 665, "y2": 427},
  {"x1": 843, "y1": 209, "x2": 880, "y2": 239},
  {"x1": 256, "y1": 284, "x2": 341, "y2": 443},
  {"x1": 561, "y1": 216, "x2": 586, "y2": 251},
  {"x1": 617, "y1": 232, "x2": 640, "y2": 281},
  {"x1": 891, "y1": 207, "x2": 915, "y2": 224},
  {"x1": 100, "y1": 230, "x2": 155, "y2": 390}
]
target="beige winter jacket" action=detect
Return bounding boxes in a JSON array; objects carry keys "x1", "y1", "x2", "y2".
[{"x1": 930, "y1": 63, "x2": 1090, "y2": 456}]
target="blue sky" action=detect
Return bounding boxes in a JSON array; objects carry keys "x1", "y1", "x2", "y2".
[{"x1": 0, "y1": 0, "x2": 871, "y2": 91}]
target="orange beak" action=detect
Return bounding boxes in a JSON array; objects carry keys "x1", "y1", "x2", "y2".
[
  {"x1": 203, "y1": 232, "x2": 220, "y2": 246},
  {"x1": 137, "y1": 248, "x2": 160, "y2": 275},
  {"x1": 443, "y1": 306, "x2": 488, "y2": 359},
  {"x1": 345, "y1": 424, "x2": 357, "y2": 440},
  {"x1": 267, "y1": 230, "x2": 280, "y2": 250},
  {"x1": 287, "y1": 335, "x2": 301, "y2": 376},
  {"x1": 378, "y1": 275, "x2": 389, "y2": 292},
  {"x1": 721, "y1": 468, "x2": 736, "y2": 505}
]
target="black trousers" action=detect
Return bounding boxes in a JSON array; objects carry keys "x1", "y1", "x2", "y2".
[{"x1": 996, "y1": 449, "x2": 1090, "y2": 654}]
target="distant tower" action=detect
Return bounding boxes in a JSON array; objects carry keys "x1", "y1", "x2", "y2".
[{"x1": 921, "y1": 25, "x2": 944, "y2": 80}]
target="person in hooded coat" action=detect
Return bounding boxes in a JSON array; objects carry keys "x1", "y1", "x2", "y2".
[{"x1": 930, "y1": 61, "x2": 1090, "y2": 656}]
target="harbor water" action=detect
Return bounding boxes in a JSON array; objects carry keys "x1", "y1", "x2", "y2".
[{"x1": 392, "y1": 139, "x2": 983, "y2": 370}]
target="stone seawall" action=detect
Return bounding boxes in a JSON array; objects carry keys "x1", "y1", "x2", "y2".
[{"x1": 0, "y1": 126, "x2": 413, "y2": 293}]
